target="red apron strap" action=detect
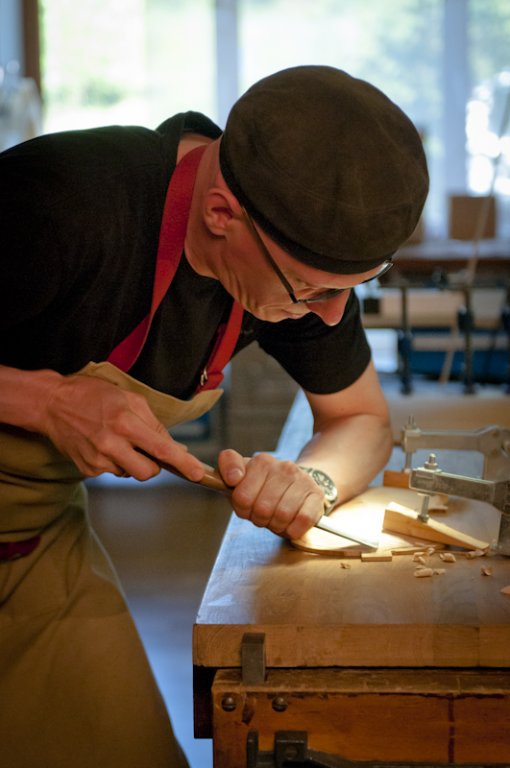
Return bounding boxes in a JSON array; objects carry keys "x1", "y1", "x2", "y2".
[
  {"x1": 197, "y1": 300, "x2": 244, "y2": 392},
  {"x1": 0, "y1": 535, "x2": 40, "y2": 562},
  {"x1": 107, "y1": 145, "x2": 207, "y2": 372}
]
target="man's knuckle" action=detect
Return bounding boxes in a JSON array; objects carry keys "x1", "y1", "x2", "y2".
[
  {"x1": 125, "y1": 391, "x2": 146, "y2": 408},
  {"x1": 289, "y1": 507, "x2": 316, "y2": 534},
  {"x1": 281, "y1": 460, "x2": 298, "y2": 477},
  {"x1": 233, "y1": 487, "x2": 252, "y2": 508},
  {"x1": 251, "y1": 452, "x2": 273, "y2": 470},
  {"x1": 93, "y1": 430, "x2": 116, "y2": 455},
  {"x1": 253, "y1": 498, "x2": 272, "y2": 518},
  {"x1": 114, "y1": 410, "x2": 135, "y2": 433},
  {"x1": 233, "y1": 505, "x2": 250, "y2": 521}
]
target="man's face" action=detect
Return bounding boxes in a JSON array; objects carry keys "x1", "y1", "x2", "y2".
[{"x1": 217, "y1": 211, "x2": 391, "y2": 325}]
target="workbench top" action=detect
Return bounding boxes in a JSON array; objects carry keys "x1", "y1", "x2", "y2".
[{"x1": 193, "y1": 507, "x2": 510, "y2": 670}]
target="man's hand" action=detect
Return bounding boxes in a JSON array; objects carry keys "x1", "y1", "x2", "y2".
[
  {"x1": 217, "y1": 449, "x2": 325, "y2": 540},
  {"x1": 39, "y1": 373, "x2": 205, "y2": 482}
]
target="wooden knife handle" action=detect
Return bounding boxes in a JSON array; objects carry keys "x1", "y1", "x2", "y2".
[{"x1": 153, "y1": 457, "x2": 230, "y2": 495}]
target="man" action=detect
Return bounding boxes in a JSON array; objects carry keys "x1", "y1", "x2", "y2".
[{"x1": 0, "y1": 66, "x2": 428, "y2": 767}]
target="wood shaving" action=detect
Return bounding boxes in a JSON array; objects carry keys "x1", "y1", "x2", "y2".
[
  {"x1": 465, "y1": 549, "x2": 487, "y2": 559},
  {"x1": 392, "y1": 545, "x2": 438, "y2": 556},
  {"x1": 414, "y1": 567, "x2": 434, "y2": 578},
  {"x1": 340, "y1": 562, "x2": 351, "y2": 569},
  {"x1": 501, "y1": 585, "x2": 510, "y2": 595},
  {"x1": 361, "y1": 551, "x2": 392, "y2": 562},
  {"x1": 413, "y1": 554, "x2": 427, "y2": 565},
  {"x1": 439, "y1": 552, "x2": 457, "y2": 563},
  {"x1": 433, "y1": 568, "x2": 446, "y2": 575},
  {"x1": 481, "y1": 566, "x2": 493, "y2": 576}
]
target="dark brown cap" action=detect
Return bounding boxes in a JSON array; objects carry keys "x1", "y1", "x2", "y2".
[{"x1": 219, "y1": 65, "x2": 429, "y2": 274}]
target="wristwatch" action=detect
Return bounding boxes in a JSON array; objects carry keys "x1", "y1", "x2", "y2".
[{"x1": 298, "y1": 466, "x2": 338, "y2": 514}]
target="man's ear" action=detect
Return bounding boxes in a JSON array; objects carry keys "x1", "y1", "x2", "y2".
[{"x1": 203, "y1": 187, "x2": 242, "y2": 236}]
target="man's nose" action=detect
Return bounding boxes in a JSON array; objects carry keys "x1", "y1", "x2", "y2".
[{"x1": 306, "y1": 290, "x2": 351, "y2": 326}]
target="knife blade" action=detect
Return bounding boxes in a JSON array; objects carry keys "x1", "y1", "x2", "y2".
[{"x1": 315, "y1": 515, "x2": 378, "y2": 549}]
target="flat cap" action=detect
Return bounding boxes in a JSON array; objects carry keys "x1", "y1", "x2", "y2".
[{"x1": 220, "y1": 65, "x2": 429, "y2": 274}]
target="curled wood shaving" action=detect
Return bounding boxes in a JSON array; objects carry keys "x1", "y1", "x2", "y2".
[
  {"x1": 501, "y1": 585, "x2": 510, "y2": 595},
  {"x1": 481, "y1": 566, "x2": 493, "y2": 576},
  {"x1": 439, "y1": 552, "x2": 457, "y2": 563},
  {"x1": 433, "y1": 568, "x2": 446, "y2": 575},
  {"x1": 413, "y1": 554, "x2": 428, "y2": 565},
  {"x1": 465, "y1": 549, "x2": 487, "y2": 559},
  {"x1": 340, "y1": 562, "x2": 351, "y2": 569},
  {"x1": 414, "y1": 567, "x2": 434, "y2": 578}
]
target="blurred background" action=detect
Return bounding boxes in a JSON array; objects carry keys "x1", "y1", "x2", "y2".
[{"x1": 1, "y1": 0, "x2": 510, "y2": 239}]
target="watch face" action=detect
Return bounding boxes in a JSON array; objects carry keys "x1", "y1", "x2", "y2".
[
  {"x1": 310, "y1": 469, "x2": 337, "y2": 502},
  {"x1": 300, "y1": 467, "x2": 338, "y2": 505}
]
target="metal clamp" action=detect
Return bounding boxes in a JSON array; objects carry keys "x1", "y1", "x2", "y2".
[{"x1": 401, "y1": 419, "x2": 510, "y2": 481}]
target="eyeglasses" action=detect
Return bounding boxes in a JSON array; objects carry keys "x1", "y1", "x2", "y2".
[{"x1": 241, "y1": 207, "x2": 393, "y2": 305}]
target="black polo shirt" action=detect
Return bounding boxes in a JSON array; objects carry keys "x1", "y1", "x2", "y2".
[{"x1": 0, "y1": 111, "x2": 370, "y2": 399}]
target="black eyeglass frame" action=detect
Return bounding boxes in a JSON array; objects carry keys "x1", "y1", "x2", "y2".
[{"x1": 241, "y1": 206, "x2": 393, "y2": 305}]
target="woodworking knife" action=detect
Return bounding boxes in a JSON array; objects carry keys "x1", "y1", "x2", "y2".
[{"x1": 152, "y1": 457, "x2": 377, "y2": 549}]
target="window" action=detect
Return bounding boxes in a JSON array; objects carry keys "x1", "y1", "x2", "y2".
[
  {"x1": 39, "y1": 0, "x2": 216, "y2": 132},
  {"x1": 33, "y1": 0, "x2": 510, "y2": 237},
  {"x1": 467, "y1": 0, "x2": 510, "y2": 229}
]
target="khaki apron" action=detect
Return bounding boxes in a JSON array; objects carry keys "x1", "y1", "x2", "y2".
[
  {"x1": 0, "y1": 362, "x2": 222, "y2": 768},
  {"x1": 0, "y1": 145, "x2": 241, "y2": 768}
]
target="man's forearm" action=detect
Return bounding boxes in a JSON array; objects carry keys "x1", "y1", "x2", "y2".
[{"x1": 296, "y1": 413, "x2": 393, "y2": 504}]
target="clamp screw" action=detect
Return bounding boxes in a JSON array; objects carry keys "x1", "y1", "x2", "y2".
[
  {"x1": 417, "y1": 493, "x2": 430, "y2": 522},
  {"x1": 424, "y1": 453, "x2": 439, "y2": 471},
  {"x1": 272, "y1": 696, "x2": 288, "y2": 712},
  {"x1": 221, "y1": 695, "x2": 237, "y2": 712}
]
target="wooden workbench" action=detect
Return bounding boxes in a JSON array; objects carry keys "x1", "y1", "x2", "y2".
[
  {"x1": 389, "y1": 238, "x2": 510, "y2": 280},
  {"x1": 193, "y1": 394, "x2": 510, "y2": 767}
]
